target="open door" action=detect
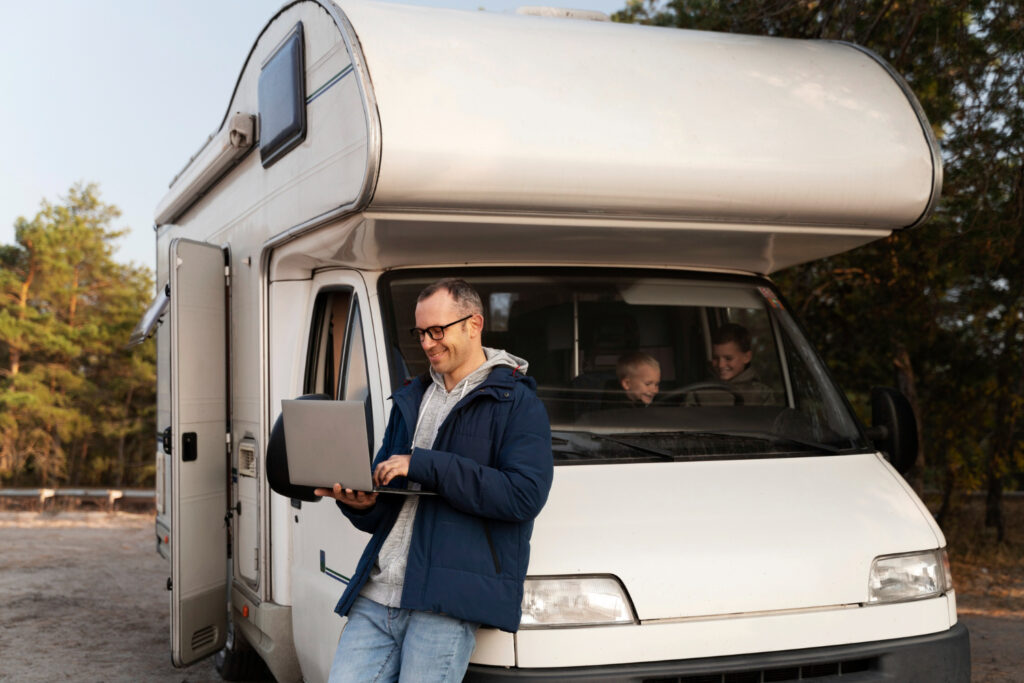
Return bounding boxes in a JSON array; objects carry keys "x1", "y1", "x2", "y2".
[{"x1": 169, "y1": 238, "x2": 229, "y2": 666}]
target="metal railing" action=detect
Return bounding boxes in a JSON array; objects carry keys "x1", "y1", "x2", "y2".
[{"x1": 0, "y1": 488, "x2": 155, "y2": 510}]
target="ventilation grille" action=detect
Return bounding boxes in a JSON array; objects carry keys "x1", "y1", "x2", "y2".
[
  {"x1": 238, "y1": 445, "x2": 257, "y2": 478},
  {"x1": 191, "y1": 624, "x2": 217, "y2": 651},
  {"x1": 643, "y1": 657, "x2": 875, "y2": 683}
]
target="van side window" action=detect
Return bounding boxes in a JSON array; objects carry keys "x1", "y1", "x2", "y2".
[
  {"x1": 341, "y1": 299, "x2": 370, "y2": 402},
  {"x1": 303, "y1": 289, "x2": 352, "y2": 397},
  {"x1": 304, "y1": 290, "x2": 373, "y2": 460},
  {"x1": 259, "y1": 22, "x2": 307, "y2": 168},
  {"x1": 341, "y1": 299, "x2": 374, "y2": 462}
]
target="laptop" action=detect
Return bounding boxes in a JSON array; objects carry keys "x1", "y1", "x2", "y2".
[{"x1": 281, "y1": 399, "x2": 436, "y2": 495}]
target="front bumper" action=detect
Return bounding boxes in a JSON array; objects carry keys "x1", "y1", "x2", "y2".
[{"x1": 465, "y1": 622, "x2": 970, "y2": 682}]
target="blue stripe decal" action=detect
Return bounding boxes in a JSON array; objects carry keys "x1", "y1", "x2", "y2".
[
  {"x1": 306, "y1": 64, "x2": 354, "y2": 105},
  {"x1": 320, "y1": 549, "x2": 351, "y2": 585}
]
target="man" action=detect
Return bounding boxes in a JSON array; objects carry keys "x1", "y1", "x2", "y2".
[{"x1": 315, "y1": 278, "x2": 553, "y2": 683}]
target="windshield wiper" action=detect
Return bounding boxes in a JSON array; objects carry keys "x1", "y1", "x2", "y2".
[
  {"x1": 552, "y1": 430, "x2": 676, "y2": 460},
  {"x1": 584, "y1": 433, "x2": 676, "y2": 460},
  {"x1": 684, "y1": 430, "x2": 842, "y2": 455}
]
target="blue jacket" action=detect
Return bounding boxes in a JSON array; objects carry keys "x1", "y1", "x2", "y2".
[{"x1": 333, "y1": 365, "x2": 553, "y2": 632}]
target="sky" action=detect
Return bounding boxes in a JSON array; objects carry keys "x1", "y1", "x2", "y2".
[{"x1": 0, "y1": 0, "x2": 629, "y2": 271}]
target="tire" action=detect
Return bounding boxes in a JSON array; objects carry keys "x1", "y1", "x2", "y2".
[{"x1": 215, "y1": 617, "x2": 273, "y2": 681}]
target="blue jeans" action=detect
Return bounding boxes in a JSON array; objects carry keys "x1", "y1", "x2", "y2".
[{"x1": 328, "y1": 596, "x2": 479, "y2": 683}]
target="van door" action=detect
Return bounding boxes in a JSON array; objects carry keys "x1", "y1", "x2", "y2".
[
  {"x1": 168, "y1": 238, "x2": 229, "y2": 666},
  {"x1": 286, "y1": 270, "x2": 386, "y2": 682}
]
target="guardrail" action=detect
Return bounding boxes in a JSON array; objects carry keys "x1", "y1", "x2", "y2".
[{"x1": 0, "y1": 488, "x2": 155, "y2": 511}]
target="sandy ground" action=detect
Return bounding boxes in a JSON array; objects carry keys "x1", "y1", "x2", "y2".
[
  {"x1": 0, "y1": 511, "x2": 1020, "y2": 682},
  {"x1": 0, "y1": 512, "x2": 222, "y2": 683}
]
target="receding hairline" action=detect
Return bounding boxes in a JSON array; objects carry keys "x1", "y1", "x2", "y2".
[{"x1": 416, "y1": 277, "x2": 484, "y2": 317}]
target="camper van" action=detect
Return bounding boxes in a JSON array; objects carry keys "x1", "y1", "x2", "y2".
[{"x1": 131, "y1": 0, "x2": 970, "y2": 680}]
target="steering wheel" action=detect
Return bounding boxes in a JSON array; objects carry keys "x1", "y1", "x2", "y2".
[{"x1": 657, "y1": 381, "x2": 745, "y2": 406}]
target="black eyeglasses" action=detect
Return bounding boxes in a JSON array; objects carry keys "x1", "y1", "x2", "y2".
[{"x1": 410, "y1": 314, "x2": 473, "y2": 342}]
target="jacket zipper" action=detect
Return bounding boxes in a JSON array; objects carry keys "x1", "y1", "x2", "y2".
[{"x1": 482, "y1": 521, "x2": 502, "y2": 574}]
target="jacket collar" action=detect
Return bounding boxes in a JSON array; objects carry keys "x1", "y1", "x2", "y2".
[{"x1": 390, "y1": 365, "x2": 534, "y2": 429}]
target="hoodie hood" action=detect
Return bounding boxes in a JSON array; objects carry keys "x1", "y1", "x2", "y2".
[{"x1": 428, "y1": 346, "x2": 528, "y2": 394}]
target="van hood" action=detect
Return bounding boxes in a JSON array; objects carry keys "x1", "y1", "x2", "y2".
[{"x1": 527, "y1": 452, "x2": 941, "y2": 620}]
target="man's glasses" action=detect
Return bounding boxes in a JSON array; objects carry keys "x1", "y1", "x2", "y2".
[{"x1": 409, "y1": 314, "x2": 473, "y2": 342}]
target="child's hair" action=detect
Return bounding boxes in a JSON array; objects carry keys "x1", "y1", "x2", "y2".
[
  {"x1": 711, "y1": 323, "x2": 752, "y2": 352},
  {"x1": 616, "y1": 351, "x2": 660, "y2": 381}
]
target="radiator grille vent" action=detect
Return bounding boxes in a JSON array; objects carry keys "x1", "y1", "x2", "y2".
[
  {"x1": 191, "y1": 624, "x2": 216, "y2": 651},
  {"x1": 643, "y1": 657, "x2": 875, "y2": 683}
]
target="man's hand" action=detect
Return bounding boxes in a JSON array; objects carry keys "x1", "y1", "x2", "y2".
[
  {"x1": 374, "y1": 454, "x2": 412, "y2": 487},
  {"x1": 314, "y1": 483, "x2": 378, "y2": 510}
]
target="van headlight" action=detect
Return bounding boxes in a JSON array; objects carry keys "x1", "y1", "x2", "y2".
[
  {"x1": 868, "y1": 549, "x2": 953, "y2": 604},
  {"x1": 520, "y1": 576, "x2": 636, "y2": 628}
]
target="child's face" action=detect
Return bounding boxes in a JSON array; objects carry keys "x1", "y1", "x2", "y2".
[
  {"x1": 711, "y1": 341, "x2": 752, "y2": 382},
  {"x1": 621, "y1": 364, "x2": 661, "y2": 405}
]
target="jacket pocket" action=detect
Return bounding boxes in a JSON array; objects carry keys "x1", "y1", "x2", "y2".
[
  {"x1": 434, "y1": 519, "x2": 499, "y2": 576},
  {"x1": 482, "y1": 520, "x2": 501, "y2": 574}
]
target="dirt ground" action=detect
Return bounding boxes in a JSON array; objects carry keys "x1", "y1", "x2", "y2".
[
  {"x1": 0, "y1": 511, "x2": 1020, "y2": 682},
  {"x1": 951, "y1": 557, "x2": 1024, "y2": 682},
  {"x1": 0, "y1": 512, "x2": 222, "y2": 682}
]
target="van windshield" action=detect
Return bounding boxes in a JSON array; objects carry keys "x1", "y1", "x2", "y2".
[{"x1": 383, "y1": 273, "x2": 869, "y2": 462}]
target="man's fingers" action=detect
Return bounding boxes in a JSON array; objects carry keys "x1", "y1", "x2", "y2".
[
  {"x1": 314, "y1": 484, "x2": 343, "y2": 499},
  {"x1": 335, "y1": 487, "x2": 377, "y2": 509}
]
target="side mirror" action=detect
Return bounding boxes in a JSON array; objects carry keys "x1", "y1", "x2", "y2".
[{"x1": 865, "y1": 387, "x2": 918, "y2": 474}]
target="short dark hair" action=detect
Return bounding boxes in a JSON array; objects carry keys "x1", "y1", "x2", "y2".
[
  {"x1": 712, "y1": 323, "x2": 751, "y2": 352},
  {"x1": 417, "y1": 278, "x2": 484, "y2": 316}
]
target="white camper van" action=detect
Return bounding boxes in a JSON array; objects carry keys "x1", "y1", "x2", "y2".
[{"x1": 131, "y1": 0, "x2": 970, "y2": 680}]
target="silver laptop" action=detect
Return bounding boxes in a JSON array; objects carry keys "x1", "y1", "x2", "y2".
[{"x1": 281, "y1": 399, "x2": 435, "y2": 495}]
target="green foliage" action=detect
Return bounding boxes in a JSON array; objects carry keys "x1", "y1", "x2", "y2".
[
  {"x1": 0, "y1": 183, "x2": 156, "y2": 487},
  {"x1": 615, "y1": 1, "x2": 1024, "y2": 536}
]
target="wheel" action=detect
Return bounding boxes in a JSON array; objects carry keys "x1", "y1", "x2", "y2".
[
  {"x1": 657, "y1": 380, "x2": 746, "y2": 406},
  {"x1": 215, "y1": 616, "x2": 273, "y2": 681}
]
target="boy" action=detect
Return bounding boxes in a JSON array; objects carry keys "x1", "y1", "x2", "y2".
[{"x1": 616, "y1": 352, "x2": 661, "y2": 406}]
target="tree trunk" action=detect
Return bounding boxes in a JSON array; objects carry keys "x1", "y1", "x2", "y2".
[
  {"x1": 67, "y1": 438, "x2": 79, "y2": 486},
  {"x1": 984, "y1": 392, "x2": 1006, "y2": 543},
  {"x1": 116, "y1": 388, "x2": 134, "y2": 487},
  {"x1": 935, "y1": 443, "x2": 955, "y2": 527},
  {"x1": 9, "y1": 260, "x2": 37, "y2": 377},
  {"x1": 893, "y1": 345, "x2": 924, "y2": 494},
  {"x1": 77, "y1": 441, "x2": 88, "y2": 487}
]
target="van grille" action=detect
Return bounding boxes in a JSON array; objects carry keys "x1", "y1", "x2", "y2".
[
  {"x1": 191, "y1": 624, "x2": 217, "y2": 651},
  {"x1": 643, "y1": 657, "x2": 875, "y2": 682}
]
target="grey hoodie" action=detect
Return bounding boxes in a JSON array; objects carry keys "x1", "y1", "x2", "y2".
[{"x1": 360, "y1": 347, "x2": 528, "y2": 608}]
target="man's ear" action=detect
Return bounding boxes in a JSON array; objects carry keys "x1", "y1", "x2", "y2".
[{"x1": 469, "y1": 312, "x2": 485, "y2": 338}]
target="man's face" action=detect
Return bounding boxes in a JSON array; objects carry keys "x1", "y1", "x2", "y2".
[
  {"x1": 414, "y1": 290, "x2": 481, "y2": 381},
  {"x1": 621, "y1": 364, "x2": 661, "y2": 405},
  {"x1": 711, "y1": 341, "x2": 752, "y2": 382}
]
